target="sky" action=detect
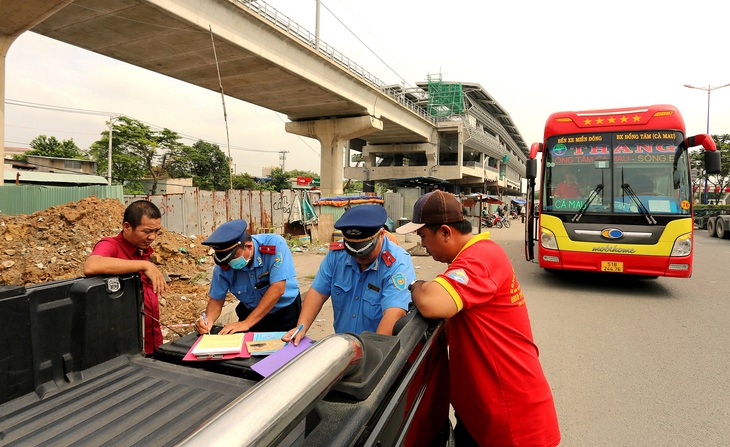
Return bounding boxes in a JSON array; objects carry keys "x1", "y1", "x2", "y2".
[{"x1": 5, "y1": 0, "x2": 730, "y2": 177}]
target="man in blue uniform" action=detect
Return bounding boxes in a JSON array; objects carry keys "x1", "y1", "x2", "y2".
[
  {"x1": 194, "y1": 220, "x2": 300, "y2": 334},
  {"x1": 285, "y1": 205, "x2": 415, "y2": 345}
]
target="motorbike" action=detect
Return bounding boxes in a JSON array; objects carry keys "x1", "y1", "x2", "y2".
[{"x1": 481, "y1": 212, "x2": 511, "y2": 229}]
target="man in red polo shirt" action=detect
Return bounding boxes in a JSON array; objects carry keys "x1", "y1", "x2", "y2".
[
  {"x1": 84, "y1": 200, "x2": 167, "y2": 356},
  {"x1": 397, "y1": 191, "x2": 560, "y2": 447}
]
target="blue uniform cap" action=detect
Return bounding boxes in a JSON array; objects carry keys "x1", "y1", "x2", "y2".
[
  {"x1": 202, "y1": 219, "x2": 249, "y2": 265},
  {"x1": 334, "y1": 205, "x2": 387, "y2": 257}
]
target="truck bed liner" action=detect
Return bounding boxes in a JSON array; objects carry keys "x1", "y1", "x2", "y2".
[{"x1": 0, "y1": 354, "x2": 255, "y2": 446}]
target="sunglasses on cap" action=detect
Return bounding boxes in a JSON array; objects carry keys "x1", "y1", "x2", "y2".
[{"x1": 212, "y1": 241, "x2": 242, "y2": 265}]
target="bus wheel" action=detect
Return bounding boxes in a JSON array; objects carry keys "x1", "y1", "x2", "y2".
[
  {"x1": 716, "y1": 218, "x2": 730, "y2": 239},
  {"x1": 707, "y1": 218, "x2": 717, "y2": 237}
]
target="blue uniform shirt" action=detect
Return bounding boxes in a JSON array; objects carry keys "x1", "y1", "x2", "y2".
[
  {"x1": 209, "y1": 233, "x2": 299, "y2": 311},
  {"x1": 311, "y1": 236, "x2": 415, "y2": 334}
]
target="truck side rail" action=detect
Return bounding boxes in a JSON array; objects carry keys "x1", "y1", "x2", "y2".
[{"x1": 178, "y1": 334, "x2": 364, "y2": 447}]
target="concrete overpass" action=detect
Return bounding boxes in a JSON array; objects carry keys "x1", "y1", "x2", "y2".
[{"x1": 1, "y1": 0, "x2": 527, "y2": 196}]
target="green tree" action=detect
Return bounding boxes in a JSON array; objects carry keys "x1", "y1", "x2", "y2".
[
  {"x1": 707, "y1": 134, "x2": 730, "y2": 203},
  {"x1": 19, "y1": 135, "x2": 85, "y2": 160},
  {"x1": 88, "y1": 116, "x2": 185, "y2": 194},
  {"x1": 168, "y1": 140, "x2": 231, "y2": 190},
  {"x1": 287, "y1": 169, "x2": 318, "y2": 179},
  {"x1": 261, "y1": 168, "x2": 291, "y2": 192},
  {"x1": 232, "y1": 172, "x2": 258, "y2": 190},
  {"x1": 691, "y1": 134, "x2": 730, "y2": 204},
  {"x1": 343, "y1": 179, "x2": 363, "y2": 194}
]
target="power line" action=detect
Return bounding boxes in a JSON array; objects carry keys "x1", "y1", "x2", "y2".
[
  {"x1": 324, "y1": 0, "x2": 419, "y2": 86},
  {"x1": 4, "y1": 98, "x2": 280, "y2": 154},
  {"x1": 319, "y1": 1, "x2": 413, "y2": 88}
]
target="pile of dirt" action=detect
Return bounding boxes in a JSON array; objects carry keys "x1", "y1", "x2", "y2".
[{"x1": 0, "y1": 196, "x2": 223, "y2": 342}]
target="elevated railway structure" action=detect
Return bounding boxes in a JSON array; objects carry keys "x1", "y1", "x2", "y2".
[{"x1": 2, "y1": 0, "x2": 526, "y2": 196}]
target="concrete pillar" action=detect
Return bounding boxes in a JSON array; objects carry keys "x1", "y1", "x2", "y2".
[
  {"x1": 0, "y1": 36, "x2": 6, "y2": 185},
  {"x1": 1, "y1": 36, "x2": 16, "y2": 186},
  {"x1": 286, "y1": 115, "x2": 383, "y2": 196},
  {"x1": 1, "y1": 0, "x2": 74, "y2": 185}
]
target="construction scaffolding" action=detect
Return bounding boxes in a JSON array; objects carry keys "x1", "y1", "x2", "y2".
[{"x1": 427, "y1": 74, "x2": 464, "y2": 118}]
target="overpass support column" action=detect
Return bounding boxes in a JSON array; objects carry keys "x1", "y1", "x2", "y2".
[
  {"x1": 1, "y1": 1, "x2": 73, "y2": 185},
  {"x1": 286, "y1": 116, "x2": 383, "y2": 196},
  {"x1": 1, "y1": 36, "x2": 15, "y2": 186}
]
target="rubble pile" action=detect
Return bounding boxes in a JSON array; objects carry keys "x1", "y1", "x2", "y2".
[{"x1": 0, "y1": 196, "x2": 221, "y2": 341}]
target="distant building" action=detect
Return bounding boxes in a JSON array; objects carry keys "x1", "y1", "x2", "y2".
[
  {"x1": 2, "y1": 153, "x2": 108, "y2": 186},
  {"x1": 140, "y1": 178, "x2": 194, "y2": 194},
  {"x1": 25, "y1": 155, "x2": 97, "y2": 174},
  {"x1": 2, "y1": 146, "x2": 30, "y2": 159},
  {"x1": 343, "y1": 76, "x2": 528, "y2": 197},
  {"x1": 262, "y1": 166, "x2": 279, "y2": 177}
]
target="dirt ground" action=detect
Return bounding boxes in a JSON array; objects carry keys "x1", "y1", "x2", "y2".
[{"x1": 0, "y1": 197, "x2": 443, "y2": 345}]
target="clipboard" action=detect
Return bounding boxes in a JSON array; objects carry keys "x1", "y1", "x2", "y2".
[{"x1": 183, "y1": 333, "x2": 251, "y2": 361}]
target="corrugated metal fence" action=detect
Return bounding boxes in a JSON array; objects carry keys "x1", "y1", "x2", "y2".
[
  {"x1": 0, "y1": 184, "x2": 124, "y2": 215},
  {"x1": 1, "y1": 185, "x2": 410, "y2": 239},
  {"x1": 126, "y1": 188, "x2": 323, "y2": 236}
]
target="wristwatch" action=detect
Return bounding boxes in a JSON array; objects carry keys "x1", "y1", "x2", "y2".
[{"x1": 408, "y1": 280, "x2": 421, "y2": 291}]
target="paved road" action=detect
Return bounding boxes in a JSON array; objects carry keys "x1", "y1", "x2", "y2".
[
  {"x1": 292, "y1": 222, "x2": 728, "y2": 446},
  {"x1": 453, "y1": 222, "x2": 729, "y2": 447}
]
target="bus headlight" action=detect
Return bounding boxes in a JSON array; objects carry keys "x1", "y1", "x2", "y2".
[
  {"x1": 670, "y1": 233, "x2": 692, "y2": 257},
  {"x1": 540, "y1": 228, "x2": 558, "y2": 250}
]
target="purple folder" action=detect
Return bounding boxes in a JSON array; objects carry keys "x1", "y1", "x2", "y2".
[{"x1": 251, "y1": 337, "x2": 314, "y2": 378}]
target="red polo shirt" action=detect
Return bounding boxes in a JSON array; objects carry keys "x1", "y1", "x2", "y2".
[{"x1": 91, "y1": 233, "x2": 163, "y2": 354}]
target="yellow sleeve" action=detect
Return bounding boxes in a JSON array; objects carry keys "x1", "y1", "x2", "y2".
[{"x1": 434, "y1": 276, "x2": 463, "y2": 312}]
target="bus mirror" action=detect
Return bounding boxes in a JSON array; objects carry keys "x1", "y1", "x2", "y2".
[
  {"x1": 687, "y1": 134, "x2": 717, "y2": 152},
  {"x1": 526, "y1": 159, "x2": 537, "y2": 179},
  {"x1": 705, "y1": 150, "x2": 722, "y2": 175},
  {"x1": 529, "y1": 142, "x2": 542, "y2": 159}
]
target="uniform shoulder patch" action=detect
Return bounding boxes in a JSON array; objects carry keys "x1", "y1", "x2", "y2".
[
  {"x1": 392, "y1": 272, "x2": 407, "y2": 290},
  {"x1": 259, "y1": 245, "x2": 276, "y2": 255},
  {"x1": 274, "y1": 253, "x2": 283, "y2": 267},
  {"x1": 329, "y1": 242, "x2": 345, "y2": 250}
]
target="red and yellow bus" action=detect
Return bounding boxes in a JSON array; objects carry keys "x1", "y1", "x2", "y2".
[{"x1": 525, "y1": 104, "x2": 721, "y2": 277}]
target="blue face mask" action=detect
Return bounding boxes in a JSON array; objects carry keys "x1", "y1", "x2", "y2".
[{"x1": 228, "y1": 251, "x2": 252, "y2": 270}]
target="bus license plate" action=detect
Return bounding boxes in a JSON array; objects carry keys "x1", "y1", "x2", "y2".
[{"x1": 601, "y1": 261, "x2": 623, "y2": 272}]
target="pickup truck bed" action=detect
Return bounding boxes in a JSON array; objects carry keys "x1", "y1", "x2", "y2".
[
  {"x1": 0, "y1": 355, "x2": 253, "y2": 446},
  {"x1": 0, "y1": 275, "x2": 450, "y2": 446}
]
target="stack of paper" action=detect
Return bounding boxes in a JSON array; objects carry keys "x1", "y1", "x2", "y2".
[{"x1": 191, "y1": 333, "x2": 245, "y2": 358}]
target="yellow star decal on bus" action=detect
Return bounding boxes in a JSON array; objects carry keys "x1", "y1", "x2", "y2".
[
  {"x1": 620, "y1": 116, "x2": 628, "y2": 123},
  {"x1": 596, "y1": 118, "x2": 604, "y2": 124},
  {"x1": 608, "y1": 117, "x2": 616, "y2": 123},
  {"x1": 583, "y1": 118, "x2": 592, "y2": 125},
  {"x1": 632, "y1": 115, "x2": 642, "y2": 122}
]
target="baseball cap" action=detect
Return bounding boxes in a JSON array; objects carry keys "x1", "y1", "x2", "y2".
[
  {"x1": 202, "y1": 219, "x2": 249, "y2": 265},
  {"x1": 395, "y1": 191, "x2": 464, "y2": 234},
  {"x1": 334, "y1": 205, "x2": 387, "y2": 258}
]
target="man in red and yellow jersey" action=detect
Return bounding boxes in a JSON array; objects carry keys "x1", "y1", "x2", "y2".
[{"x1": 397, "y1": 191, "x2": 560, "y2": 447}]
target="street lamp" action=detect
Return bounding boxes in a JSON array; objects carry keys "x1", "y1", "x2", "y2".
[{"x1": 684, "y1": 82, "x2": 730, "y2": 203}]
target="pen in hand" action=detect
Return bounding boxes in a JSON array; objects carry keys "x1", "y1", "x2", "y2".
[
  {"x1": 201, "y1": 311, "x2": 210, "y2": 334},
  {"x1": 285, "y1": 324, "x2": 304, "y2": 346}
]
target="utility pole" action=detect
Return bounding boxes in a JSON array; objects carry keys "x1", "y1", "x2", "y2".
[
  {"x1": 107, "y1": 115, "x2": 117, "y2": 186},
  {"x1": 279, "y1": 150, "x2": 289, "y2": 172}
]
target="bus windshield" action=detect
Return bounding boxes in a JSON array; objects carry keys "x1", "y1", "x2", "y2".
[{"x1": 542, "y1": 131, "x2": 691, "y2": 216}]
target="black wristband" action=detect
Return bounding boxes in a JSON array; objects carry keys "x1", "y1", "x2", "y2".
[{"x1": 408, "y1": 280, "x2": 421, "y2": 291}]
